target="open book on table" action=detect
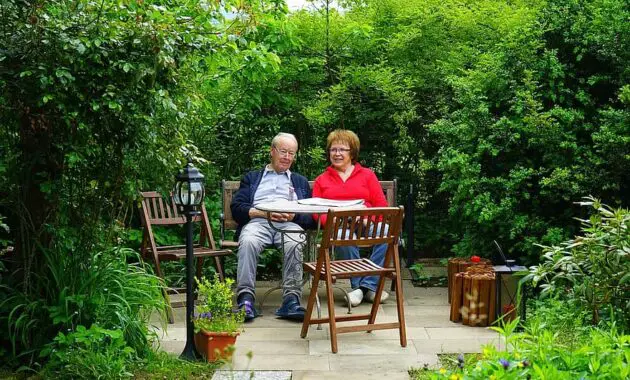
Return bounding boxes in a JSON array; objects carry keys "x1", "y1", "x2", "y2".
[{"x1": 297, "y1": 198, "x2": 364, "y2": 207}]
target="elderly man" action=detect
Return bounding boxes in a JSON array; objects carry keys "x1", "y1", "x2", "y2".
[{"x1": 231, "y1": 132, "x2": 313, "y2": 321}]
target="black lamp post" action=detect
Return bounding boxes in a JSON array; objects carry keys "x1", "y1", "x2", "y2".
[{"x1": 173, "y1": 161, "x2": 205, "y2": 361}]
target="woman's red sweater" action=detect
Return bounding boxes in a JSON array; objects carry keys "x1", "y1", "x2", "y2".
[{"x1": 312, "y1": 163, "x2": 387, "y2": 225}]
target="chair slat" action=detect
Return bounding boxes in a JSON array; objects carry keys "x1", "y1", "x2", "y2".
[
  {"x1": 151, "y1": 197, "x2": 159, "y2": 219},
  {"x1": 149, "y1": 217, "x2": 186, "y2": 225},
  {"x1": 349, "y1": 215, "x2": 358, "y2": 238},
  {"x1": 367, "y1": 216, "x2": 375, "y2": 239},
  {"x1": 164, "y1": 196, "x2": 173, "y2": 218},
  {"x1": 378, "y1": 216, "x2": 387, "y2": 238},
  {"x1": 356, "y1": 215, "x2": 365, "y2": 239},
  {"x1": 170, "y1": 196, "x2": 180, "y2": 218},
  {"x1": 158, "y1": 197, "x2": 166, "y2": 219},
  {"x1": 141, "y1": 198, "x2": 151, "y2": 221},
  {"x1": 341, "y1": 260, "x2": 364, "y2": 272}
]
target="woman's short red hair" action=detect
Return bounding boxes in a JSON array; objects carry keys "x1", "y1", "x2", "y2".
[{"x1": 326, "y1": 129, "x2": 360, "y2": 164}]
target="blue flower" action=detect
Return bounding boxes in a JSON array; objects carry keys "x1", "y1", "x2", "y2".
[
  {"x1": 457, "y1": 354, "x2": 465, "y2": 369},
  {"x1": 195, "y1": 311, "x2": 212, "y2": 319},
  {"x1": 499, "y1": 358, "x2": 510, "y2": 370}
]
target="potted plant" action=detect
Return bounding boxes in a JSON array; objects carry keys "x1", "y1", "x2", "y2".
[{"x1": 193, "y1": 276, "x2": 244, "y2": 362}]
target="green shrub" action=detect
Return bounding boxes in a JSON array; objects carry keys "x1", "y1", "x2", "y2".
[
  {"x1": 41, "y1": 325, "x2": 136, "y2": 379},
  {"x1": 524, "y1": 297, "x2": 590, "y2": 346},
  {"x1": 526, "y1": 197, "x2": 630, "y2": 330},
  {"x1": 425, "y1": 308, "x2": 630, "y2": 379},
  {"x1": 1, "y1": 247, "x2": 166, "y2": 364},
  {"x1": 194, "y1": 277, "x2": 243, "y2": 334}
]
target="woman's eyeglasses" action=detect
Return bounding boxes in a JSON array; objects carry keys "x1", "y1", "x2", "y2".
[{"x1": 329, "y1": 148, "x2": 351, "y2": 154}]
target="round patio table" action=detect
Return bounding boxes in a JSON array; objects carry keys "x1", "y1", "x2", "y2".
[{"x1": 255, "y1": 199, "x2": 365, "y2": 322}]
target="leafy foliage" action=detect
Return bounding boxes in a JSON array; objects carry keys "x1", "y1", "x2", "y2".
[
  {"x1": 215, "y1": 0, "x2": 628, "y2": 262},
  {"x1": 526, "y1": 197, "x2": 630, "y2": 329},
  {"x1": 0, "y1": 0, "x2": 285, "y2": 369},
  {"x1": 424, "y1": 0, "x2": 630, "y2": 261},
  {"x1": 418, "y1": 299, "x2": 629, "y2": 379},
  {"x1": 1, "y1": 248, "x2": 165, "y2": 364},
  {"x1": 41, "y1": 325, "x2": 136, "y2": 380},
  {"x1": 194, "y1": 276, "x2": 244, "y2": 334}
]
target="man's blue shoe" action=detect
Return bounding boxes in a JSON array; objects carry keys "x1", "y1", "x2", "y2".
[
  {"x1": 275, "y1": 295, "x2": 306, "y2": 321},
  {"x1": 237, "y1": 294, "x2": 258, "y2": 322}
]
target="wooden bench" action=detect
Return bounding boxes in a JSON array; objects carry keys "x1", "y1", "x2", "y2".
[{"x1": 219, "y1": 179, "x2": 398, "y2": 248}]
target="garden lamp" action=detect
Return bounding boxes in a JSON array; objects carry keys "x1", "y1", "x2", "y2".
[
  {"x1": 174, "y1": 160, "x2": 205, "y2": 361},
  {"x1": 173, "y1": 162, "x2": 205, "y2": 210},
  {"x1": 492, "y1": 241, "x2": 527, "y2": 325}
]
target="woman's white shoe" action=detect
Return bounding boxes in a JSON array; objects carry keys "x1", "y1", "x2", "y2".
[
  {"x1": 365, "y1": 290, "x2": 389, "y2": 303},
  {"x1": 345, "y1": 288, "x2": 364, "y2": 307}
]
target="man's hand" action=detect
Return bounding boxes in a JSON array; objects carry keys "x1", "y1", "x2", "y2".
[
  {"x1": 270, "y1": 212, "x2": 294, "y2": 222},
  {"x1": 249, "y1": 208, "x2": 294, "y2": 223},
  {"x1": 248, "y1": 207, "x2": 266, "y2": 219}
]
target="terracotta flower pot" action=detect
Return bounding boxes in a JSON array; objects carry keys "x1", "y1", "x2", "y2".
[{"x1": 194, "y1": 330, "x2": 239, "y2": 362}]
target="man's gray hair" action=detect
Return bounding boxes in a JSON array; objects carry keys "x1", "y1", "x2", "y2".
[{"x1": 271, "y1": 132, "x2": 298, "y2": 148}]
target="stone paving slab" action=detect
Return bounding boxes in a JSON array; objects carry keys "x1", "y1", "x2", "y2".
[
  {"x1": 405, "y1": 289, "x2": 449, "y2": 306},
  {"x1": 292, "y1": 370, "x2": 411, "y2": 380},
  {"x1": 157, "y1": 339, "x2": 184, "y2": 354},
  {"x1": 212, "y1": 370, "x2": 291, "y2": 380},
  {"x1": 234, "y1": 340, "x2": 309, "y2": 356},
  {"x1": 425, "y1": 326, "x2": 498, "y2": 339},
  {"x1": 320, "y1": 326, "x2": 429, "y2": 340},
  {"x1": 237, "y1": 327, "x2": 329, "y2": 341},
  {"x1": 309, "y1": 339, "x2": 416, "y2": 355},
  {"x1": 404, "y1": 314, "x2": 462, "y2": 327},
  {"x1": 328, "y1": 353, "x2": 438, "y2": 371},
  {"x1": 303, "y1": 305, "x2": 386, "y2": 319},
  {"x1": 383, "y1": 304, "x2": 451, "y2": 316},
  {"x1": 230, "y1": 354, "x2": 330, "y2": 371},
  {"x1": 155, "y1": 282, "x2": 501, "y2": 378}
]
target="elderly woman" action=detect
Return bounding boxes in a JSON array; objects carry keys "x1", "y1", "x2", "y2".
[{"x1": 312, "y1": 129, "x2": 389, "y2": 307}]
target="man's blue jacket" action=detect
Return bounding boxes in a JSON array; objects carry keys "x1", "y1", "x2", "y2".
[{"x1": 230, "y1": 168, "x2": 314, "y2": 238}]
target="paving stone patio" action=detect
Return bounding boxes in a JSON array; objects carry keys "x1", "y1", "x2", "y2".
[{"x1": 153, "y1": 272, "x2": 503, "y2": 379}]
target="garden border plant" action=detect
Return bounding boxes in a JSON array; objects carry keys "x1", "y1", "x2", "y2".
[
  {"x1": 193, "y1": 276, "x2": 244, "y2": 362},
  {"x1": 526, "y1": 197, "x2": 630, "y2": 330}
]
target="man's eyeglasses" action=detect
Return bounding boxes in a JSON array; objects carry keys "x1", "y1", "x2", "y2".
[
  {"x1": 329, "y1": 148, "x2": 351, "y2": 154},
  {"x1": 273, "y1": 146, "x2": 297, "y2": 158}
]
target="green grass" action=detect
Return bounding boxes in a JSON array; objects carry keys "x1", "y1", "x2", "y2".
[
  {"x1": 0, "y1": 370, "x2": 42, "y2": 380},
  {"x1": 1, "y1": 350, "x2": 229, "y2": 380},
  {"x1": 409, "y1": 261, "x2": 448, "y2": 287},
  {"x1": 131, "y1": 350, "x2": 222, "y2": 380}
]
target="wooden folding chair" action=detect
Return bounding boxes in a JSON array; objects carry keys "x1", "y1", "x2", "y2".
[
  {"x1": 300, "y1": 207, "x2": 406, "y2": 353},
  {"x1": 139, "y1": 191, "x2": 232, "y2": 323}
]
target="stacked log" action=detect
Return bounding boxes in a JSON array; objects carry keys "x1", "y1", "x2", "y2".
[
  {"x1": 447, "y1": 257, "x2": 492, "y2": 303},
  {"x1": 449, "y1": 268, "x2": 496, "y2": 327},
  {"x1": 449, "y1": 273, "x2": 464, "y2": 322}
]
